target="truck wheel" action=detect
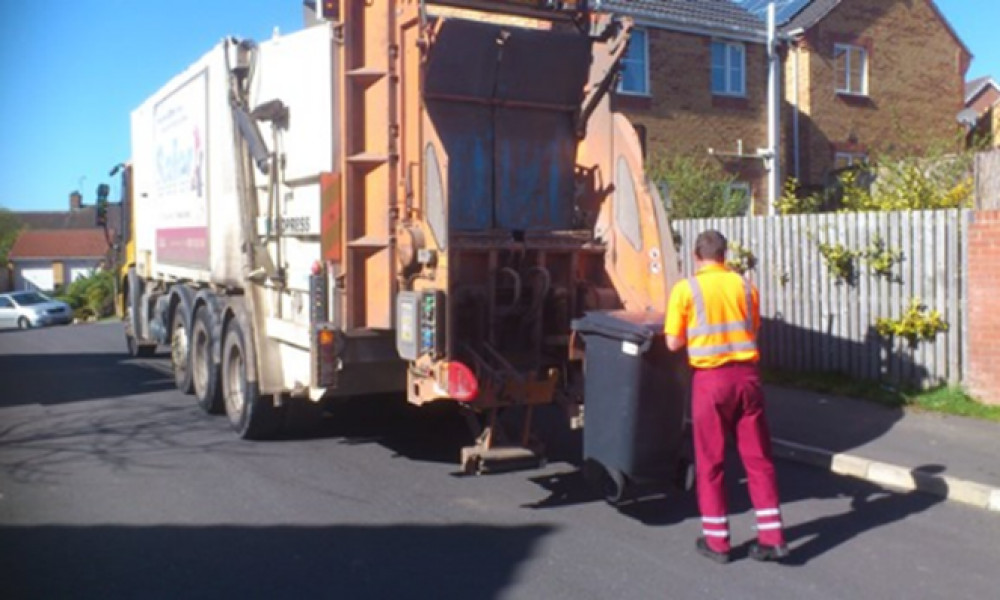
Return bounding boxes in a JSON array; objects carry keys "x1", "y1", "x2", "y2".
[
  {"x1": 126, "y1": 333, "x2": 157, "y2": 358},
  {"x1": 191, "y1": 307, "x2": 223, "y2": 414},
  {"x1": 221, "y1": 319, "x2": 283, "y2": 439},
  {"x1": 171, "y1": 307, "x2": 194, "y2": 394}
]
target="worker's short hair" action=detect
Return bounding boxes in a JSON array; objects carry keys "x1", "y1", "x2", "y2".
[{"x1": 694, "y1": 230, "x2": 727, "y2": 262}]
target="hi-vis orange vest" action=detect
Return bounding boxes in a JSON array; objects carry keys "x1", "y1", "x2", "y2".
[{"x1": 665, "y1": 264, "x2": 760, "y2": 369}]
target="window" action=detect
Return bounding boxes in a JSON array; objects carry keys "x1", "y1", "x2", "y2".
[
  {"x1": 618, "y1": 29, "x2": 649, "y2": 96},
  {"x1": 834, "y1": 152, "x2": 868, "y2": 170},
  {"x1": 725, "y1": 182, "x2": 752, "y2": 215},
  {"x1": 711, "y1": 41, "x2": 746, "y2": 97},
  {"x1": 614, "y1": 156, "x2": 643, "y2": 250},
  {"x1": 834, "y1": 43, "x2": 867, "y2": 95}
]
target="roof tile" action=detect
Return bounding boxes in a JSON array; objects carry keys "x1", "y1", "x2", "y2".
[
  {"x1": 9, "y1": 229, "x2": 110, "y2": 260},
  {"x1": 604, "y1": 0, "x2": 766, "y2": 37}
]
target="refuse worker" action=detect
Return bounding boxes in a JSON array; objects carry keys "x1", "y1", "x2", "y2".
[{"x1": 664, "y1": 229, "x2": 789, "y2": 564}]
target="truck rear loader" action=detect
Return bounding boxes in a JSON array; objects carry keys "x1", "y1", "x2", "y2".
[{"x1": 119, "y1": 0, "x2": 681, "y2": 473}]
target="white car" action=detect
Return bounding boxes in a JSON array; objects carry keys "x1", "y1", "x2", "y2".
[{"x1": 0, "y1": 291, "x2": 74, "y2": 329}]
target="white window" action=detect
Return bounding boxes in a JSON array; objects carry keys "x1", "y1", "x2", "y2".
[
  {"x1": 711, "y1": 41, "x2": 746, "y2": 97},
  {"x1": 834, "y1": 152, "x2": 868, "y2": 170},
  {"x1": 618, "y1": 29, "x2": 649, "y2": 96},
  {"x1": 834, "y1": 43, "x2": 867, "y2": 95}
]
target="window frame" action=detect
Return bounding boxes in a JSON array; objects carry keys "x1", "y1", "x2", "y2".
[
  {"x1": 834, "y1": 43, "x2": 868, "y2": 96},
  {"x1": 711, "y1": 40, "x2": 747, "y2": 98},
  {"x1": 833, "y1": 151, "x2": 868, "y2": 170},
  {"x1": 618, "y1": 28, "x2": 650, "y2": 97},
  {"x1": 725, "y1": 182, "x2": 753, "y2": 215}
]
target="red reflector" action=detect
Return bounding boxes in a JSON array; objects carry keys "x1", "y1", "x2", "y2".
[{"x1": 444, "y1": 361, "x2": 478, "y2": 402}]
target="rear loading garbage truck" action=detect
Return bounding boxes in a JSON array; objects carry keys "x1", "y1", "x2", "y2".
[{"x1": 120, "y1": 0, "x2": 681, "y2": 472}]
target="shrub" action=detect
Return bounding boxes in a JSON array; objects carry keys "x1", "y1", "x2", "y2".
[
  {"x1": 56, "y1": 269, "x2": 115, "y2": 319},
  {"x1": 649, "y1": 155, "x2": 747, "y2": 218},
  {"x1": 776, "y1": 178, "x2": 822, "y2": 215},
  {"x1": 875, "y1": 298, "x2": 949, "y2": 348}
]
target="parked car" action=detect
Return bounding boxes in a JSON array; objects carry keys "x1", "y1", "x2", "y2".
[{"x1": 0, "y1": 291, "x2": 73, "y2": 329}]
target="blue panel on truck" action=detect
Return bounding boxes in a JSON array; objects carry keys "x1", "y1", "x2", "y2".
[
  {"x1": 494, "y1": 108, "x2": 576, "y2": 231},
  {"x1": 428, "y1": 101, "x2": 494, "y2": 231}
]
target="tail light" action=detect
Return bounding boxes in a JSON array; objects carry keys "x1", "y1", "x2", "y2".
[
  {"x1": 313, "y1": 324, "x2": 340, "y2": 388},
  {"x1": 440, "y1": 360, "x2": 479, "y2": 402}
]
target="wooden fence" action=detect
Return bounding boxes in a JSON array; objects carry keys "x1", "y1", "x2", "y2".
[
  {"x1": 975, "y1": 149, "x2": 1000, "y2": 209},
  {"x1": 673, "y1": 210, "x2": 970, "y2": 387}
]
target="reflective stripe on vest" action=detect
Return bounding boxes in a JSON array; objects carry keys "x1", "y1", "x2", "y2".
[{"x1": 687, "y1": 275, "x2": 758, "y2": 358}]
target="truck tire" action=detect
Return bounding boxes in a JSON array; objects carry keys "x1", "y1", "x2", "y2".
[
  {"x1": 221, "y1": 319, "x2": 283, "y2": 439},
  {"x1": 126, "y1": 332, "x2": 157, "y2": 358},
  {"x1": 125, "y1": 271, "x2": 156, "y2": 358},
  {"x1": 171, "y1": 306, "x2": 194, "y2": 394},
  {"x1": 191, "y1": 307, "x2": 223, "y2": 414}
]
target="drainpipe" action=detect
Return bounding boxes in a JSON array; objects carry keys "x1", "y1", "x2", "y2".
[
  {"x1": 792, "y1": 41, "x2": 801, "y2": 180},
  {"x1": 766, "y1": 2, "x2": 781, "y2": 214}
]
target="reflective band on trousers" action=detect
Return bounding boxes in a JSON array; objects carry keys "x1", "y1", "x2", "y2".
[
  {"x1": 703, "y1": 530, "x2": 729, "y2": 538},
  {"x1": 687, "y1": 275, "x2": 758, "y2": 357}
]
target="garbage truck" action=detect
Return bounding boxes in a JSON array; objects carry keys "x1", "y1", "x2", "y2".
[{"x1": 118, "y1": 0, "x2": 682, "y2": 473}]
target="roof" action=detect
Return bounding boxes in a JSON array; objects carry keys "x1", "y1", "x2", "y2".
[
  {"x1": 966, "y1": 76, "x2": 999, "y2": 104},
  {"x1": 16, "y1": 203, "x2": 122, "y2": 234},
  {"x1": 8, "y1": 229, "x2": 110, "y2": 260},
  {"x1": 604, "y1": 0, "x2": 766, "y2": 39},
  {"x1": 736, "y1": 0, "x2": 813, "y2": 25},
  {"x1": 741, "y1": 0, "x2": 972, "y2": 60}
]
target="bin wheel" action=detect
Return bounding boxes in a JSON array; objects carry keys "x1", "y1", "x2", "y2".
[
  {"x1": 675, "y1": 458, "x2": 696, "y2": 492},
  {"x1": 583, "y1": 459, "x2": 628, "y2": 504}
]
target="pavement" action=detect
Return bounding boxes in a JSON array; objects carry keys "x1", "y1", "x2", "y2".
[{"x1": 764, "y1": 384, "x2": 1000, "y2": 513}]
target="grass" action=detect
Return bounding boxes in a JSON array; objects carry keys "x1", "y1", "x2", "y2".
[{"x1": 761, "y1": 369, "x2": 1000, "y2": 423}]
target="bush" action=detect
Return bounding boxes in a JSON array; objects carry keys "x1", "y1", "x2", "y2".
[
  {"x1": 775, "y1": 178, "x2": 822, "y2": 215},
  {"x1": 648, "y1": 155, "x2": 747, "y2": 218},
  {"x1": 836, "y1": 153, "x2": 973, "y2": 212},
  {"x1": 56, "y1": 269, "x2": 115, "y2": 319}
]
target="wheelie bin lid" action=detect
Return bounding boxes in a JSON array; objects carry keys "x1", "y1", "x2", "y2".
[{"x1": 571, "y1": 310, "x2": 666, "y2": 345}]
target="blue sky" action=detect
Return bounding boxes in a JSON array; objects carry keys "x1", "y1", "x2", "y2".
[{"x1": 1, "y1": 0, "x2": 997, "y2": 212}]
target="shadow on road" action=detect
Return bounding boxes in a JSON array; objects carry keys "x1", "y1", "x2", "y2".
[
  {"x1": 0, "y1": 522, "x2": 555, "y2": 599},
  {"x1": 0, "y1": 352, "x2": 172, "y2": 407}
]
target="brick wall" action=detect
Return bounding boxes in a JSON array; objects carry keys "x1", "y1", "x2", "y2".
[
  {"x1": 789, "y1": 0, "x2": 969, "y2": 186},
  {"x1": 615, "y1": 28, "x2": 770, "y2": 210},
  {"x1": 967, "y1": 210, "x2": 1000, "y2": 405}
]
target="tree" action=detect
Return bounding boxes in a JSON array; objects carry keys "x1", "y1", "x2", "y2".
[{"x1": 0, "y1": 208, "x2": 24, "y2": 265}]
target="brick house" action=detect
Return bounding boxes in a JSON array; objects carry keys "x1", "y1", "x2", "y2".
[
  {"x1": 608, "y1": 0, "x2": 971, "y2": 211},
  {"x1": 604, "y1": 0, "x2": 771, "y2": 211},
  {"x1": 965, "y1": 76, "x2": 1000, "y2": 118},
  {"x1": 965, "y1": 76, "x2": 1000, "y2": 148},
  {"x1": 8, "y1": 229, "x2": 110, "y2": 292},
  {"x1": 770, "y1": 0, "x2": 971, "y2": 187},
  {"x1": 3, "y1": 191, "x2": 120, "y2": 292}
]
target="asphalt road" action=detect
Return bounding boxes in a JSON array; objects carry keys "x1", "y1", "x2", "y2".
[{"x1": 1, "y1": 322, "x2": 998, "y2": 599}]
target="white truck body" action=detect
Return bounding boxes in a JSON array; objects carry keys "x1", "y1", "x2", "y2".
[{"x1": 130, "y1": 25, "x2": 344, "y2": 396}]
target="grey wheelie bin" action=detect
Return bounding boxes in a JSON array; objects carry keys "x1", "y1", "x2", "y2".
[{"x1": 571, "y1": 310, "x2": 691, "y2": 503}]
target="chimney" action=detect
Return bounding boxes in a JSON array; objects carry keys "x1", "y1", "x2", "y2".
[{"x1": 69, "y1": 191, "x2": 83, "y2": 211}]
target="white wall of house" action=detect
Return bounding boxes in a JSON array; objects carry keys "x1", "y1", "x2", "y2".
[{"x1": 12, "y1": 258, "x2": 101, "y2": 291}]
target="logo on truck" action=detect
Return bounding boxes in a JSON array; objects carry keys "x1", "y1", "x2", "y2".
[{"x1": 153, "y1": 71, "x2": 209, "y2": 269}]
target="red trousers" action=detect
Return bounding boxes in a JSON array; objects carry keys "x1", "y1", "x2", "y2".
[{"x1": 692, "y1": 362, "x2": 785, "y2": 553}]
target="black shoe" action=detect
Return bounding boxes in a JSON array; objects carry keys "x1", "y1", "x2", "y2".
[
  {"x1": 695, "y1": 537, "x2": 730, "y2": 564},
  {"x1": 748, "y1": 542, "x2": 789, "y2": 562}
]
